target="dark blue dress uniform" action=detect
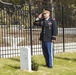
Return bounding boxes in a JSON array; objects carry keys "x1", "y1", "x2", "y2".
[{"x1": 34, "y1": 17, "x2": 58, "y2": 68}]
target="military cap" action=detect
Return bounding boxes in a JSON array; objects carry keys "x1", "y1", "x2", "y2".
[{"x1": 43, "y1": 9, "x2": 50, "y2": 14}]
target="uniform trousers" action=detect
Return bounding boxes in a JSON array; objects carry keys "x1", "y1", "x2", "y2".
[{"x1": 42, "y1": 42, "x2": 54, "y2": 68}]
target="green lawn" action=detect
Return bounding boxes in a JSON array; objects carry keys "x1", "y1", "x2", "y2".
[{"x1": 0, "y1": 52, "x2": 76, "y2": 75}]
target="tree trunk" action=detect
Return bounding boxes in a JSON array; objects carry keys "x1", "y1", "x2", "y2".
[{"x1": 50, "y1": 0, "x2": 55, "y2": 20}]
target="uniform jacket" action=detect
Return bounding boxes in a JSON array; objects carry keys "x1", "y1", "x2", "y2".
[{"x1": 34, "y1": 17, "x2": 58, "y2": 42}]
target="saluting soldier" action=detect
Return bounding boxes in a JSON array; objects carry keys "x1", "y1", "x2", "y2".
[{"x1": 34, "y1": 9, "x2": 58, "y2": 68}]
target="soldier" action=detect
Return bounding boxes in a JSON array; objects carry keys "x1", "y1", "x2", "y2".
[{"x1": 34, "y1": 9, "x2": 58, "y2": 68}]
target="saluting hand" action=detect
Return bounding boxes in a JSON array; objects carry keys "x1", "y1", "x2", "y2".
[{"x1": 38, "y1": 13, "x2": 43, "y2": 19}]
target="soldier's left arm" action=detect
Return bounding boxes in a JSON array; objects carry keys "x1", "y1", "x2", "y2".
[{"x1": 52, "y1": 20, "x2": 58, "y2": 41}]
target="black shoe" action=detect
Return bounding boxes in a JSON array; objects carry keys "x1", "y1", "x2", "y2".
[{"x1": 48, "y1": 66, "x2": 53, "y2": 68}]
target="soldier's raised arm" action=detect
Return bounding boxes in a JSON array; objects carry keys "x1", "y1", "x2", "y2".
[{"x1": 34, "y1": 13, "x2": 44, "y2": 26}]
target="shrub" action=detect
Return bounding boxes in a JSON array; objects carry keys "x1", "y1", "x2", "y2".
[{"x1": 31, "y1": 57, "x2": 39, "y2": 71}]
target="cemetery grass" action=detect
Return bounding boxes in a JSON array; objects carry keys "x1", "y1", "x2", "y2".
[{"x1": 0, "y1": 52, "x2": 76, "y2": 75}]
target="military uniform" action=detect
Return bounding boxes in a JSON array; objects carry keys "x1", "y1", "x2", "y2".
[
  {"x1": 34, "y1": 17, "x2": 58, "y2": 41},
  {"x1": 34, "y1": 16, "x2": 58, "y2": 68}
]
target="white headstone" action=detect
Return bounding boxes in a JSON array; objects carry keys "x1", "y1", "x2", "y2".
[{"x1": 20, "y1": 47, "x2": 31, "y2": 71}]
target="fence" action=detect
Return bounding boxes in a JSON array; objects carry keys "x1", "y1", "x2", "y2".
[{"x1": 0, "y1": 2, "x2": 76, "y2": 58}]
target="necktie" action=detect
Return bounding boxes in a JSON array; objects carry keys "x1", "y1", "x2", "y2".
[{"x1": 45, "y1": 20, "x2": 48, "y2": 26}]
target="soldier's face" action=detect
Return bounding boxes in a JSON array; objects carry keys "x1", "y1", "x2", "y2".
[{"x1": 43, "y1": 12, "x2": 50, "y2": 19}]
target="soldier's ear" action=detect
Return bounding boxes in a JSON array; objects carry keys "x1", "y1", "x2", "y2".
[
  {"x1": 50, "y1": 13, "x2": 51, "y2": 16},
  {"x1": 49, "y1": 14, "x2": 50, "y2": 16}
]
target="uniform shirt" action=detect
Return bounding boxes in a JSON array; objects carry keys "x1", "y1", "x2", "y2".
[{"x1": 34, "y1": 17, "x2": 58, "y2": 42}]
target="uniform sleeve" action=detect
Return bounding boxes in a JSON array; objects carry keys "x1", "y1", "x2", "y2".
[
  {"x1": 34, "y1": 18, "x2": 44, "y2": 26},
  {"x1": 52, "y1": 20, "x2": 58, "y2": 37}
]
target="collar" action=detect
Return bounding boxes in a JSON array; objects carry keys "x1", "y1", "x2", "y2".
[{"x1": 45, "y1": 17, "x2": 50, "y2": 20}]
